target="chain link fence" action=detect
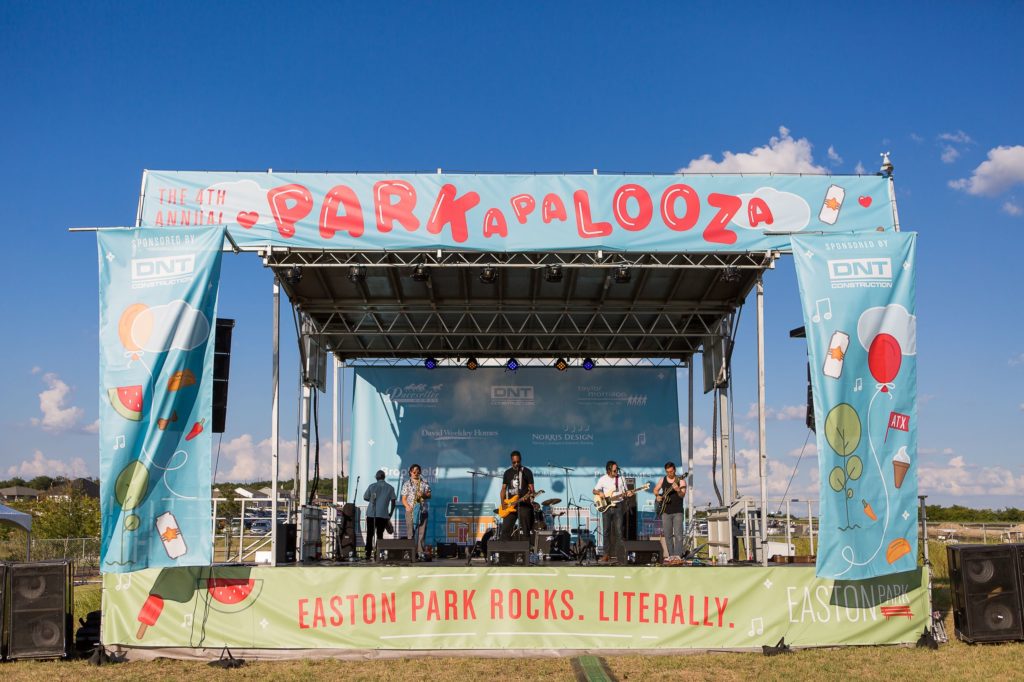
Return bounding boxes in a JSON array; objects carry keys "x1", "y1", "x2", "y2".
[{"x1": 0, "y1": 537, "x2": 102, "y2": 576}]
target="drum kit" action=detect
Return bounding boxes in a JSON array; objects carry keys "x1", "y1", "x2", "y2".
[{"x1": 491, "y1": 496, "x2": 598, "y2": 563}]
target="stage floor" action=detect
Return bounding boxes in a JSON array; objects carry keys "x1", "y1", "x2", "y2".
[{"x1": 102, "y1": 564, "x2": 928, "y2": 655}]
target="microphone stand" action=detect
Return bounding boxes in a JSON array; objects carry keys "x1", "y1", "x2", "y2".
[{"x1": 465, "y1": 470, "x2": 497, "y2": 565}]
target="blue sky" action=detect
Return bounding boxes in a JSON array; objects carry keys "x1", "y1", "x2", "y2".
[{"x1": 1, "y1": 2, "x2": 1022, "y2": 508}]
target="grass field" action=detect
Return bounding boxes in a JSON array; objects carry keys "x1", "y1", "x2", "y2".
[{"x1": 2, "y1": 541, "x2": 1020, "y2": 681}]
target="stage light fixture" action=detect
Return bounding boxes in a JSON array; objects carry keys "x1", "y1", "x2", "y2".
[
  {"x1": 545, "y1": 264, "x2": 563, "y2": 283},
  {"x1": 424, "y1": 357, "x2": 439, "y2": 370},
  {"x1": 582, "y1": 357, "x2": 595, "y2": 371},
  {"x1": 554, "y1": 358, "x2": 569, "y2": 372},
  {"x1": 347, "y1": 265, "x2": 366, "y2": 283},
  {"x1": 465, "y1": 357, "x2": 479, "y2": 371},
  {"x1": 282, "y1": 266, "x2": 303, "y2": 285},
  {"x1": 505, "y1": 358, "x2": 520, "y2": 372},
  {"x1": 722, "y1": 266, "x2": 741, "y2": 283},
  {"x1": 411, "y1": 264, "x2": 430, "y2": 282},
  {"x1": 479, "y1": 266, "x2": 497, "y2": 284},
  {"x1": 613, "y1": 266, "x2": 631, "y2": 284}
]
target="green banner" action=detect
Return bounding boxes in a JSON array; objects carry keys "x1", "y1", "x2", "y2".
[{"x1": 103, "y1": 565, "x2": 927, "y2": 650}]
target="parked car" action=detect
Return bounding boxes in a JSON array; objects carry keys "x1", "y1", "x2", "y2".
[{"x1": 250, "y1": 520, "x2": 272, "y2": 535}]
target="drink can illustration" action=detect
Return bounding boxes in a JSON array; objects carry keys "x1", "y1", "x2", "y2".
[
  {"x1": 823, "y1": 331, "x2": 850, "y2": 379},
  {"x1": 155, "y1": 511, "x2": 188, "y2": 559},
  {"x1": 818, "y1": 184, "x2": 846, "y2": 225}
]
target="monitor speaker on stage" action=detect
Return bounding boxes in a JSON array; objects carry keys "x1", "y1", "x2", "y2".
[
  {"x1": 948, "y1": 544, "x2": 1024, "y2": 643},
  {"x1": 377, "y1": 539, "x2": 416, "y2": 564},
  {"x1": 624, "y1": 476, "x2": 639, "y2": 541},
  {"x1": 436, "y1": 542, "x2": 460, "y2": 559},
  {"x1": 276, "y1": 523, "x2": 297, "y2": 564},
  {"x1": 488, "y1": 540, "x2": 529, "y2": 566},
  {"x1": 6, "y1": 561, "x2": 72, "y2": 660},
  {"x1": 212, "y1": 318, "x2": 235, "y2": 434},
  {"x1": 624, "y1": 540, "x2": 662, "y2": 566}
]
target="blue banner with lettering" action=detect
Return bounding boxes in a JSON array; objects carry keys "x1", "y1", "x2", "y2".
[
  {"x1": 349, "y1": 367, "x2": 681, "y2": 548},
  {"x1": 792, "y1": 233, "x2": 917, "y2": 580},
  {"x1": 97, "y1": 227, "x2": 225, "y2": 572},
  {"x1": 140, "y1": 171, "x2": 895, "y2": 253}
]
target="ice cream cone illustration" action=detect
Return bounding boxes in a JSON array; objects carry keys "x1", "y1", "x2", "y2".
[{"x1": 893, "y1": 446, "x2": 910, "y2": 489}]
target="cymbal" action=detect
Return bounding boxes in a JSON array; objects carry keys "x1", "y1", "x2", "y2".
[
  {"x1": 552, "y1": 511, "x2": 565, "y2": 517},
  {"x1": 540, "y1": 498, "x2": 562, "y2": 506}
]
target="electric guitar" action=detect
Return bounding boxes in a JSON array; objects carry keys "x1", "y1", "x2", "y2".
[
  {"x1": 594, "y1": 483, "x2": 650, "y2": 513},
  {"x1": 498, "y1": 489, "x2": 544, "y2": 518},
  {"x1": 656, "y1": 475, "x2": 688, "y2": 517}
]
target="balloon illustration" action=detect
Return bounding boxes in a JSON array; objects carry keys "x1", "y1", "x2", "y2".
[
  {"x1": 118, "y1": 303, "x2": 151, "y2": 360},
  {"x1": 868, "y1": 333, "x2": 902, "y2": 391}
]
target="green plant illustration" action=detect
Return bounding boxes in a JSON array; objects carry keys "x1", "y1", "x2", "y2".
[{"x1": 825, "y1": 403, "x2": 863, "y2": 530}]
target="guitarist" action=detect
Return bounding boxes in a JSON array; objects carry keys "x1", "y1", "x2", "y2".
[
  {"x1": 593, "y1": 460, "x2": 633, "y2": 564},
  {"x1": 499, "y1": 451, "x2": 535, "y2": 541},
  {"x1": 654, "y1": 462, "x2": 687, "y2": 562}
]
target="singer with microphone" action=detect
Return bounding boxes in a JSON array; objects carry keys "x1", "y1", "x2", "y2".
[{"x1": 499, "y1": 450, "x2": 535, "y2": 540}]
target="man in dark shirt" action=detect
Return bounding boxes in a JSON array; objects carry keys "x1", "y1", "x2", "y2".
[
  {"x1": 363, "y1": 469, "x2": 396, "y2": 561},
  {"x1": 499, "y1": 450, "x2": 535, "y2": 540}
]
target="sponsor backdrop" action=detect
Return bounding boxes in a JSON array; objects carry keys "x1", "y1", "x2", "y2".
[
  {"x1": 98, "y1": 227, "x2": 225, "y2": 572},
  {"x1": 103, "y1": 565, "x2": 927, "y2": 650},
  {"x1": 139, "y1": 171, "x2": 895, "y2": 252},
  {"x1": 349, "y1": 367, "x2": 680, "y2": 545},
  {"x1": 792, "y1": 233, "x2": 918, "y2": 580}
]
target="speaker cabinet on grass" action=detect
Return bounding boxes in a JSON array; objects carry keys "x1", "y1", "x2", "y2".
[
  {"x1": 948, "y1": 544, "x2": 1024, "y2": 643},
  {"x1": 6, "y1": 561, "x2": 73, "y2": 660},
  {"x1": 488, "y1": 540, "x2": 530, "y2": 566},
  {"x1": 624, "y1": 540, "x2": 662, "y2": 565}
]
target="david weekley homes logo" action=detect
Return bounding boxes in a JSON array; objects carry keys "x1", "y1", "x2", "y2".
[
  {"x1": 130, "y1": 254, "x2": 196, "y2": 288},
  {"x1": 827, "y1": 258, "x2": 892, "y2": 289},
  {"x1": 491, "y1": 385, "x2": 535, "y2": 406}
]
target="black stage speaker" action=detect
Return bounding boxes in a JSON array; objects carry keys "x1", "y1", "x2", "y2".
[
  {"x1": 275, "y1": 523, "x2": 297, "y2": 563},
  {"x1": 624, "y1": 477, "x2": 639, "y2": 541},
  {"x1": 212, "y1": 318, "x2": 235, "y2": 433},
  {"x1": 377, "y1": 539, "x2": 416, "y2": 564},
  {"x1": 948, "y1": 544, "x2": 1024, "y2": 643},
  {"x1": 624, "y1": 540, "x2": 662, "y2": 565},
  {"x1": 0, "y1": 562, "x2": 6, "y2": 660},
  {"x1": 7, "y1": 562, "x2": 72, "y2": 660},
  {"x1": 337, "y1": 503, "x2": 362, "y2": 560},
  {"x1": 488, "y1": 540, "x2": 529, "y2": 566},
  {"x1": 436, "y1": 542, "x2": 460, "y2": 559}
]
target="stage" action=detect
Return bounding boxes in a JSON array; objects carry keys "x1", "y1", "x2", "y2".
[{"x1": 102, "y1": 563, "x2": 928, "y2": 657}]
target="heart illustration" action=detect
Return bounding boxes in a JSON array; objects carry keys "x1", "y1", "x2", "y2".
[
  {"x1": 236, "y1": 211, "x2": 259, "y2": 228},
  {"x1": 858, "y1": 196, "x2": 872, "y2": 208}
]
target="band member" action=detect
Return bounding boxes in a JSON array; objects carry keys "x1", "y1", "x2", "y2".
[
  {"x1": 363, "y1": 469, "x2": 396, "y2": 561},
  {"x1": 593, "y1": 460, "x2": 634, "y2": 563},
  {"x1": 401, "y1": 464, "x2": 431, "y2": 558},
  {"x1": 500, "y1": 450, "x2": 535, "y2": 540},
  {"x1": 654, "y1": 461, "x2": 687, "y2": 561}
]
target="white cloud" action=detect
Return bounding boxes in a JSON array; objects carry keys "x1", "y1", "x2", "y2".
[
  {"x1": 938, "y1": 130, "x2": 974, "y2": 145},
  {"x1": 83, "y1": 419, "x2": 100, "y2": 434},
  {"x1": 1011, "y1": 353, "x2": 1024, "y2": 366},
  {"x1": 787, "y1": 442, "x2": 818, "y2": 458},
  {"x1": 731, "y1": 187, "x2": 811, "y2": 232},
  {"x1": 854, "y1": 161, "x2": 866, "y2": 175},
  {"x1": 950, "y1": 145, "x2": 1024, "y2": 196},
  {"x1": 31, "y1": 372, "x2": 85, "y2": 432},
  {"x1": 130, "y1": 300, "x2": 211, "y2": 353},
  {"x1": 856, "y1": 304, "x2": 917, "y2": 355},
  {"x1": 910, "y1": 133, "x2": 924, "y2": 143},
  {"x1": 827, "y1": 145, "x2": 843, "y2": 164},
  {"x1": 215, "y1": 434, "x2": 349, "y2": 482},
  {"x1": 919, "y1": 454, "x2": 1024, "y2": 497},
  {"x1": 1002, "y1": 200, "x2": 1022, "y2": 216},
  {"x1": 745, "y1": 403, "x2": 807, "y2": 421},
  {"x1": 940, "y1": 146, "x2": 960, "y2": 164},
  {"x1": 205, "y1": 179, "x2": 275, "y2": 228},
  {"x1": 7, "y1": 450, "x2": 91, "y2": 478},
  {"x1": 678, "y1": 126, "x2": 827, "y2": 174}
]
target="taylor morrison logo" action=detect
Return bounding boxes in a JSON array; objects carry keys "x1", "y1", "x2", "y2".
[
  {"x1": 827, "y1": 258, "x2": 892, "y2": 289},
  {"x1": 491, "y1": 385, "x2": 535, "y2": 406},
  {"x1": 131, "y1": 254, "x2": 196, "y2": 288}
]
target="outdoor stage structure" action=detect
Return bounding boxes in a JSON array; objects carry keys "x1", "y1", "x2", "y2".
[{"x1": 89, "y1": 163, "x2": 928, "y2": 656}]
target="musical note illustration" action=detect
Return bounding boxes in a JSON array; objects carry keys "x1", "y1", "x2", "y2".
[
  {"x1": 181, "y1": 614, "x2": 193, "y2": 629},
  {"x1": 747, "y1": 617, "x2": 764, "y2": 636},
  {"x1": 114, "y1": 434, "x2": 126, "y2": 449},
  {"x1": 811, "y1": 298, "x2": 833, "y2": 323},
  {"x1": 854, "y1": 378, "x2": 863, "y2": 392},
  {"x1": 115, "y1": 573, "x2": 132, "y2": 591},
  {"x1": 635, "y1": 432, "x2": 647, "y2": 446}
]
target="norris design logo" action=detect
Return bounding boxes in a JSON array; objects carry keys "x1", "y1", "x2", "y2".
[
  {"x1": 827, "y1": 258, "x2": 892, "y2": 289},
  {"x1": 131, "y1": 255, "x2": 196, "y2": 287},
  {"x1": 491, "y1": 386, "x2": 534, "y2": 406}
]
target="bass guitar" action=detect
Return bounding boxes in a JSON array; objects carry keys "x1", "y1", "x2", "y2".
[
  {"x1": 594, "y1": 483, "x2": 650, "y2": 513},
  {"x1": 498, "y1": 489, "x2": 545, "y2": 518}
]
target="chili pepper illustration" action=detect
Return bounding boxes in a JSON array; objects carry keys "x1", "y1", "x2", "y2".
[
  {"x1": 862, "y1": 499, "x2": 877, "y2": 521},
  {"x1": 185, "y1": 418, "x2": 206, "y2": 441}
]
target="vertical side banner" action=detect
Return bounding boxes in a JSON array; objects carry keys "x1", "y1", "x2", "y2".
[
  {"x1": 98, "y1": 227, "x2": 225, "y2": 572},
  {"x1": 792, "y1": 233, "x2": 917, "y2": 580}
]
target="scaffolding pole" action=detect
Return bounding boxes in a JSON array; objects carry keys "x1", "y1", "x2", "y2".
[
  {"x1": 756, "y1": 276, "x2": 769, "y2": 566},
  {"x1": 270, "y1": 277, "x2": 281, "y2": 567}
]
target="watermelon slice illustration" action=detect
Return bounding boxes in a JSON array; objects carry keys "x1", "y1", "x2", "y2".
[
  {"x1": 108, "y1": 385, "x2": 144, "y2": 421},
  {"x1": 206, "y1": 577, "x2": 263, "y2": 613}
]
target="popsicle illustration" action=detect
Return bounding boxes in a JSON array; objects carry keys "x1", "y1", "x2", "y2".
[
  {"x1": 819, "y1": 184, "x2": 846, "y2": 225},
  {"x1": 823, "y1": 331, "x2": 850, "y2": 379},
  {"x1": 156, "y1": 511, "x2": 188, "y2": 559},
  {"x1": 136, "y1": 593, "x2": 164, "y2": 639},
  {"x1": 135, "y1": 566, "x2": 205, "y2": 639},
  {"x1": 893, "y1": 447, "x2": 910, "y2": 489}
]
